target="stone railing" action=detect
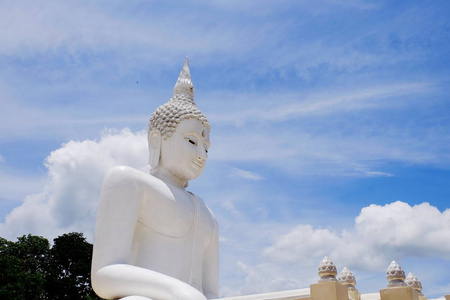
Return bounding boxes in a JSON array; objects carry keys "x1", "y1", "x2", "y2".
[{"x1": 214, "y1": 257, "x2": 449, "y2": 300}]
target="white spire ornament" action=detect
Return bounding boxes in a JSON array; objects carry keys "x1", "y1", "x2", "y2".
[
  {"x1": 173, "y1": 57, "x2": 194, "y2": 98},
  {"x1": 405, "y1": 273, "x2": 424, "y2": 296},
  {"x1": 318, "y1": 256, "x2": 338, "y2": 283},
  {"x1": 386, "y1": 261, "x2": 407, "y2": 287}
]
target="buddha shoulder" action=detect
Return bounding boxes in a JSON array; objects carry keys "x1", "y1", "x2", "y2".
[
  {"x1": 103, "y1": 166, "x2": 167, "y2": 191},
  {"x1": 102, "y1": 166, "x2": 190, "y2": 212}
]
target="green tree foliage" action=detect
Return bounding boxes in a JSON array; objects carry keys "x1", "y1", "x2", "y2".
[
  {"x1": 46, "y1": 232, "x2": 98, "y2": 299},
  {"x1": 0, "y1": 233, "x2": 101, "y2": 300},
  {"x1": 0, "y1": 235, "x2": 49, "y2": 299}
]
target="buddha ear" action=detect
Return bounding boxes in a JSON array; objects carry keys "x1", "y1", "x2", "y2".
[{"x1": 149, "y1": 130, "x2": 161, "y2": 169}]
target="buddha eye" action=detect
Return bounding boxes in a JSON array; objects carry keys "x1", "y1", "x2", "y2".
[{"x1": 185, "y1": 137, "x2": 197, "y2": 146}]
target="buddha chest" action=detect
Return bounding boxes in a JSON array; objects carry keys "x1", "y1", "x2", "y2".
[
  {"x1": 131, "y1": 184, "x2": 216, "y2": 283},
  {"x1": 138, "y1": 186, "x2": 196, "y2": 238}
]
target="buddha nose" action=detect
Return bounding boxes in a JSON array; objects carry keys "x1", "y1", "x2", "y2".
[
  {"x1": 197, "y1": 153, "x2": 206, "y2": 162},
  {"x1": 197, "y1": 145, "x2": 207, "y2": 162}
]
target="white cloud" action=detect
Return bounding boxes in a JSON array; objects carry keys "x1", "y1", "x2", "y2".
[
  {"x1": 264, "y1": 201, "x2": 450, "y2": 271},
  {"x1": 209, "y1": 82, "x2": 432, "y2": 125},
  {"x1": 352, "y1": 168, "x2": 393, "y2": 178},
  {"x1": 233, "y1": 168, "x2": 264, "y2": 181},
  {"x1": 204, "y1": 81, "x2": 450, "y2": 177},
  {"x1": 234, "y1": 261, "x2": 299, "y2": 296},
  {"x1": 0, "y1": 129, "x2": 148, "y2": 241},
  {"x1": 210, "y1": 123, "x2": 449, "y2": 178},
  {"x1": 196, "y1": 0, "x2": 376, "y2": 16},
  {"x1": 0, "y1": 1, "x2": 259, "y2": 61},
  {"x1": 0, "y1": 0, "x2": 424, "y2": 84}
]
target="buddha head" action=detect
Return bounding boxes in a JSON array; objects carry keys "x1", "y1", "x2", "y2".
[{"x1": 148, "y1": 58, "x2": 210, "y2": 183}]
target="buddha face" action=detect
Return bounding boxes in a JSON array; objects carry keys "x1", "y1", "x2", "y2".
[{"x1": 159, "y1": 118, "x2": 210, "y2": 181}]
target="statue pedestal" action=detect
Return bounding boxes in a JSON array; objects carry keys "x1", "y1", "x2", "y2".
[
  {"x1": 380, "y1": 287, "x2": 419, "y2": 300},
  {"x1": 310, "y1": 281, "x2": 349, "y2": 300}
]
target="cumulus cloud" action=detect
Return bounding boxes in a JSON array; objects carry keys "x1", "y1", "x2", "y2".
[
  {"x1": 0, "y1": 129, "x2": 148, "y2": 241},
  {"x1": 264, "y1": 201, "x2": 450, "y2": 271}
]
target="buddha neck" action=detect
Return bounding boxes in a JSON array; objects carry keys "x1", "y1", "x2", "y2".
[{"x1": 151, "y1": 167, "x2": 188, "y2": 189}]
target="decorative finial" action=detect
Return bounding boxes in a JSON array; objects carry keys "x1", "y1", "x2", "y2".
[
  {"x1": 173, "y1": 57, "x2": 194, "y2": 99},
  {"x1": 405, "y1": 273, "x2": 424, "y2": 296},
  {"x1": 339, "y1": 267, "x2": 357, "y2": 291},
  {"x1": 318, "y1": 256, "x2": 338, "y2": 283},
  {"x1": 386, "y1": 261, "x2": 407, "y2": 287}
]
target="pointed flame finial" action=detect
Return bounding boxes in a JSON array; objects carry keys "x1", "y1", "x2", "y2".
[
  {"x1": 405, "y1": 272, "x2": 424, "y2": 295},
  {"x1": 339, "y1": 267, "x2": 357, "y2": 290},
  {"x1": 173, "y1": 57, "x2": 194, "y2": 99},
  {"x1": 318, "y1": 256, "x2": 338, "y2": 283},
  {"x1": 339, "y1": 267, "x2": 360, "y2": 300},
  {"x1": 386, "y1": 261, "x2": 407, "y2": 287}
]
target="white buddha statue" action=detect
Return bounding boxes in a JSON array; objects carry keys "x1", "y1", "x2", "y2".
[{"x1": 91, "y1": 58, "x2": 219, "y2": 300}]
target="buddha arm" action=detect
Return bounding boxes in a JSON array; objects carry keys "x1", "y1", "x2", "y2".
[
  {"x1": 93, "y1": 264, "x2": 207, "y2": 300},
  {"x1": 91, "y1": 166, "x2": 206, "y2": 300},
  {"x1": 202, "y1": 213, "x2": 219, "y2": 299}
]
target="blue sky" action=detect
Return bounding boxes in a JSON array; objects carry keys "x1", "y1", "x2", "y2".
[{"x1": 0, "y1": 0, "x2": 449, "y2": 298}]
